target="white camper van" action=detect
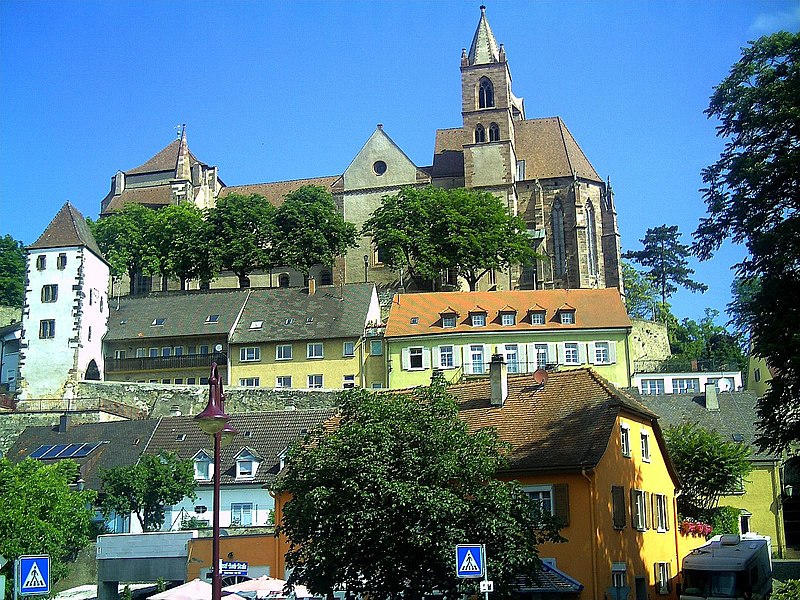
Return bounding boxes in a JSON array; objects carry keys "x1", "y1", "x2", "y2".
[{"x1": 681, "y1": 534, "x2": 772, "y2": 600}]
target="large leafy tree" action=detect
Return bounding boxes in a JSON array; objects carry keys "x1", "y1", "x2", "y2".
[
  {"x1": 0, "y1": 458, "x2": 96, "y2": 588},
  {"x1": 621, "y1": 260, "x2": 659, "y2": 319},
  {"x1": 275, "y1": 186, "x2": 357, "y2": 276},
  {"x1": 152, "y1": 203, "x2": 218, "y2": 289},
  {"x1": 90, "y1": 203, "x2": 160, "y2": 294},
  {"x1": 0, "y1": 234, "x2": 25, "y2": 307},
  {"x1": 98, "y1": 451, "x2": 196, "y2": 532},
  {"x1": 623, "y1": 225, "x2": 707, "y2": 314},
  {"x1": 276, "y1": 385, "x2": 563, "y2": 600},
  {"x1": 669, "y1": 309, "x2": 747, "y2": 373},
  {"x1": 363, "y1": 187, "x2": 537, "y2": 291},
  {"x1": 664, "y1": 423, "x2": 752, "y2": 517},
  {"x1": 692, "y1": 32, "x2": 800, "y2": 451},
  {"x1": 206, "y1": 193, "x2": 278, "y2": 288}
]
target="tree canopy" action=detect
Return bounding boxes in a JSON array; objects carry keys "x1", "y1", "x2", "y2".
[
  {"x1": 98, "y1": 451, "x2": 196, "y2": 532},
  {"x1": 623, "y1": 225, "x2": 707, "y2": 314},
  {"x1": 668, "y1": 309, "x2": 747, "y2": 374},
  {"x1": 363, "y1": 187, "x2": 537, "y2": 291},
  {"x1": 90, "y1": 204, "x2": 160, "y2": 294},
  {"x1": 275, "y1": 186, "x2": 357, "y2": 276},
  {"x1": 206, "y1": 193, "x2": 278, "y2": 287},
  {"x1": 276, "y1": 385, "x2": 563, "y2": 600},
  {"x1": 664, "y1": 423, "x2": 752, "y2": 518},
  {"x1": 152, "y1": 203, "x2": 217, "y2": 289},
  {"x1": 693, "y1": 32, "x2": 800, "y2": 451},
  {"x1": 0, "y1": 234, "x2": 25, "y2": 307},
  {"x1": 0, "y1": 458, "x2": 96, "y2": 587},
  {"x1": 621, "y1": 260, "x2": 659, "y2": 319}
]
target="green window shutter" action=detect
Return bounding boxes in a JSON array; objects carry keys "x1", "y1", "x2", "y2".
[
  {"x1": 612, "y1": 485, "x2": 626, "y2": 529},
  {"x1": 553, "y1": 483, "x2": 569, "y2": 526}
]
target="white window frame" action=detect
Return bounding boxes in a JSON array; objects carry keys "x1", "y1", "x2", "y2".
[
  {"x1": 655, "y1": 494, "x2": 668, "y2": 532},
  {"x1": 530, "y1": 311, "x2": 546, "y2": 325},
  {"x1": 559, "y1": 311, "x2": 575, "y2": 324},
  {"x1": 240, "y1": 346, "x2": 261, "y2": 362},
  {"x1": 236, "y1": 455, "x2": 255, "y2": 479},
  {"x1": 501, "y1": 313, "x2": 516, "y2": 326},
  {"x1": 307, "y1": 374, "x2": 324, "y2": 389},
  {"x1": 471, "y1": 313, "x2": 487, "y2": 327},
  {"x1": 275, "y1": 375, "x2": 292, "y2": 389},
  {"x1": 343, "y1": 374, "x2": 356, "y2": 389},
  {"x1": 194, "y1": 456, "x2": 212, "y2": 480},
  {"x1": 343, "y1": 341, "x2": 355, "y2": 357},
  {"x1": 641, "y1": 430, "x2": 651, "y2": 462},
  {"x1": 442, "y1": 315, "x2": 457, "y2": 328},
  {"x1": 641, "y1": 379, "x2": 665, "y2": 395},
  {"x1": 239, "y1": 377, "x2": 260, "y2": 387},
  {"x1": 523, "y1": 484, "x2": 554, "y2": 516},
  {"x1": 307, "y1": 343, "x2": 324, "y2": 359},
  {"x1": 438, "y1": 345, "x2": 455, "y2": 369},
  {"x1": 503, "y1": 344, "x2": 520, "y2": 374},
  {"x1": 41, "y1": 284, "x2": 58, "y2": 303},
  {"x1": 469, "y1": 344, "x2": 486, "y2": 374},
  {"x1": 230, "y1": 502, "x2": 253, "y2": 526},
  {"x1": 656, "y1": 562, "x2": 671, "y2": 595},
  {"x1": 632, "y1": 489, "x2": 647, "y2": 530},
  {"x1": 276, "y1": 344, "x2": 293, "y2": 360},
  {"x1": 591, "y1": 341, "x2": 613, "y2": 365},
  {"x1": 621, "y1": 423, "x2": 631, "y2": 457},
  {"x1": 674, "y1": 378, "x2": 700, "y2": 394},
  {"x1": 561, "y1": 342, "x2": 581, "y2": 365},
  {"x1": 409, "y1": 347, "x2": 424, "y2": 370}
]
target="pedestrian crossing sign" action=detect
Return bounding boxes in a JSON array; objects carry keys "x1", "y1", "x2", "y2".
[
  {"x1": 456, "y1": 544, "x2": 485, "y2": 578},
  {"x1": 18, "y1": 555, "x2": 50, "y2": 595}
]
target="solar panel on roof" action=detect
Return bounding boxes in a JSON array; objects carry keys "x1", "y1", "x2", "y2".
[
  {"x1": 72, "y1": 442, "x2": 104, "y2": 458},
  {"x1": 29, "y1": 445, "x2": 52, "y2": 459},
  {"x1": 59, "y1": 443, "x2": 86, "y2": 457},
  {"x1": 40, "y1": 444, "x2": 71, "y2": 459}
]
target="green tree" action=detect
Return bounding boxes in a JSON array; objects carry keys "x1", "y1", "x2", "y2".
[
  {"x1": 621, "y1": 260, "x2": 659, "y2": 319},
  {"x1": 0, "y1": 234, "x2": 25, "y2": 307},
  {"x1": 669, "y1": 309, "x2": 747, "y2": 373},
  {"x1": 89, "y1": 204, "x2": 160, "y2": 294},
  {"x1": 664, "y1": 423, "x2": 752, "y2": 517},
  {"x1": 0, "y1": 458, "x2": 96, "y2": 587},
  {"x1": 276, "y1": 386, "x2": 563, "y2": 600},
  {"x1": 692, "y1": 32, "x2": 800, "y2": 451},
  {"x1": 623, "y1": 225, "x2": 707, "y2": 315},
  {"x1": 275, "y1": 186, "x2": 357, "y2": 277},
  {"x1": 206, "y1": 193, "x2": 277, "y2": 287},
  {"x1": 152, "y1": 203, "x2": 218, "y2": 289},
  {"x1": 363, "y1": 187, "x2": 537, "y2": 291},
  {"x1": 98, "y1": 451, "x2": 196, "y2": 532}
]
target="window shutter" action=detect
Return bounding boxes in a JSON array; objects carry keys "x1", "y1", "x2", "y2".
[
  {"x1": 630, "y1": 488, "x2": 638, "y2": 529},
  {"x1": 588, "y1": 342, "x2": 598, "y2": 365},
  {"x1": 518, "y1": 344, "x2": 528, "y2": 373},
  {"x1": 526, "y1": 343, "x2": 537, "y2": 370},
  {"x1": 462, "y1": 345, "x2": 472, "y2": 374},
  {"x1": 655, "y1": 563, "x2": 660, "y2": 593},
  {"x1": 608, "y1": 340, "x2": 617, "y2": 363},
  {"x1": 578, "y1": 342, "x2": 587, "y2": 364},
  {"x1": 644, "y1": 491, "x2": 651, "y2": 529},
  {"x1": 665, "y1": 496, "x2": 670, "y2": 531},
  {"x1": 651, "y1": 493, "x2": 657, "y2": 530},
  {"x1": 401, "y1": 347, "x2": 411, "y2": 370},
  {"x1": 422, "y1": 348, "x2": 431, "y2": 369},
  {"x1": 667, "y1": 563, "x2": 672, "y2": 591},
  {"x1": 547, "y1": 342, "x2": 557, "y2": 364},
  {"x1": 553, "y1": 483, "x2": 569, "y2": 526},
  {"x1": 453, "y1": 346, "x2": 462, "y2": 368},
  {"x1": 483, "y1": 344, "x2": 491, "y2": 367},
  {"x1": 558, "y1": 342, "x2": 567, "y2": 365},
  {"x1": 432, "y1": 346, "x2": 440, "y2": 366},
  {"x1": 612, "y1": 485, "x2": 626, "y2": 529}
]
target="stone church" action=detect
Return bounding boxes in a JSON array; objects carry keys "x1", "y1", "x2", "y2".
[{"x1": 100, "y1": 6, "x2": 622, "y2": 296}]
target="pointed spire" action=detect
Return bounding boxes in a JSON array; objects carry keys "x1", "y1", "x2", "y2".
[
  {"x1": 467, "y1": 5, "x2": 500, "y2": 65},
  {"x1": 175, "y1": 123, "x2": 191, "y2": 181}
]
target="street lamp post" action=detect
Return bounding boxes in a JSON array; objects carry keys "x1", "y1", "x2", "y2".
[
  {"x1": 363, "y1": 254, "x2": 369, "y2": 283},
  {"x1": 194, "y1": 362, "x2": 237, "y2": 600}
]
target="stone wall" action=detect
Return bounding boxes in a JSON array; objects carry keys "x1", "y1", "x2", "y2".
[{"x1": 629, "y1": 319, "x2": 670, "y2": 364}]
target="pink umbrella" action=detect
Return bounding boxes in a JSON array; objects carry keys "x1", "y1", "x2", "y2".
[{"x1": 223, "y1": 576, "x2": 313, "y2": 598}]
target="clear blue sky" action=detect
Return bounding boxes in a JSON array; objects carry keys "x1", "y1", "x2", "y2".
[{"x1": 2, "y1": 0, "x2": 798, "y2": 323}]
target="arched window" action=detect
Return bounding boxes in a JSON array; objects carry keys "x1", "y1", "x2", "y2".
[
  {"x1": 478, "y1": 78, "x2": 494, "y2": 108},
  {"x1": 552, "y1": 200, "x2": 566, "y2": 277},
  {"x1": 320, "y1": 270, "x2": 333, "y2": 286},
  {"x1": 488, "y1": 123, "x2": 500, "y2": 142},
  {"x1": 585, "y1": 202, "x2": 598, "y2": 276},
  {"x1": 475, "y1": 124, "x2": 486, "y2": 143},
  {"x1": 278, "y1": 273, "x2": 290, "y2": 288}
]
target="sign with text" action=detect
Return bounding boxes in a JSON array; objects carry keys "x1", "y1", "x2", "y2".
[{"x1": 221, "y1": 560, "x2": 248, "y2": 576}]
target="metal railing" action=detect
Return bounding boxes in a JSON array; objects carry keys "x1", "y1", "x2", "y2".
[
  {"x1": 105, "y1": 352, "x2": 227, "y2": 373},
  {"x1": 633, "y1": 358, "x2": 740, "y2": 374}
]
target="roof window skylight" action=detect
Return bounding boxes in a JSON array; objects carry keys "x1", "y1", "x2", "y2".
[
  {"x1": 151, "y1": 318, "x2": 166, "y2": 326},
  {"x1": 250, "y1": 321, "x2": 263, "y2": 330},
  {"x1": 206, "y1": 314, "x2": 220, "y2": 323}
]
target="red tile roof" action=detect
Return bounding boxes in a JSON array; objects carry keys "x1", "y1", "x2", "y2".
[
  {"x1": 385, "y1": 288, "x2": 629, "y2": 338},
  {"x1": 220, "y1": 176, "x2": 339, "y2": 208}
]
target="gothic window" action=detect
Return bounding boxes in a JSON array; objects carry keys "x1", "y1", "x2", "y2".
[
  {"x1": 552, "y1": 200, "x2": 566, "y2": 277},
  {"x1": 586, "y1": 202, "x2": 598, "y2": 276},
  {"x1": 475, "y1": 124, "x2": 486, "y2": 143},
  {"x1": 488, "y1": 123, "x2": 500, "y2": 142},
  {"x1": 478, "y1": 77, "x2": 494, "y2": 108}
]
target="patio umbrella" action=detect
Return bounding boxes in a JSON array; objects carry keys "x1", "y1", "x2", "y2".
[
  {"x1": 149, "y1": 579, "x2": 247, "y2": 600},
  {"x1": 223, "y1": 576, "x2": 313, "y2": 598}
]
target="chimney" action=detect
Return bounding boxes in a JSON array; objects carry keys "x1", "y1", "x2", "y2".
[
  {"x1": 705, "y1": 383, "x2": 719, "y2": 411},
  {"x1": 59, "y1": 414, "x2": 71, "y2": 433},
  {"x1": 114, "y1": 170, "x2": 125, "y2": 195},
  {"x1": 308, "y1": 276, "x2": 316, "y2": 296},
  {"x1": 490, "y1": 354, "x2": 508, "y2": 407}
]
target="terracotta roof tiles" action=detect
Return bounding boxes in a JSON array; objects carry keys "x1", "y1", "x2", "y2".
[{"x1": 220, "y1": 176, "x2": 339, "y2": 208}]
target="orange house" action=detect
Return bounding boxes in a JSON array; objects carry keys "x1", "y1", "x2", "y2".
[{"x1": 449, "y1": 366, "x2": 705, "y2": 600}]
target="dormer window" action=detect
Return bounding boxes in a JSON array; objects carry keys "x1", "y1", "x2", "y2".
[
  {"x1": 471, "y1": 313, "x2": 486, "y2": 327},
  {"x1": 205, "y1": 314, "x2": 220, "y2": 324},
  {"x1": 501, "y1": 312, "x2": 515, "y2": 326},
  {"x1": 235, "y1": 449, "x2": 259, "y2": 479},
  {"x1": 559, "y1": 311, "x2": 575, "y2": 325},
  {"x1": 440, "y1": 308, "x2": 459, "y2": 328},
  {"x1": 530, "y1": 310, "x2": 546, "y2": 325},
  {"x1": 193, "y1": 450, "x2": 213, "y2": 480}
]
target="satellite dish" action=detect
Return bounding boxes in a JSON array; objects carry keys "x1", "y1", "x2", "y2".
[
  {"x1": 717, "y1": 379, "x2": 731, "y2": 392},
  {"x1": 214, "y1": 343, "x2": 224, "y2": 352},
  {"x1": 533, "y1": 369, "x2": 549, "y2": 385}
]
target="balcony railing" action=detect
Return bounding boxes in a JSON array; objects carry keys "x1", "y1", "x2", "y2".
[
  {"x1": 633, "y1": 358, "x2": 740, "y2": 374},
  {"x1": 105, "y1": 352, "x2": 228, "y2": 373}
]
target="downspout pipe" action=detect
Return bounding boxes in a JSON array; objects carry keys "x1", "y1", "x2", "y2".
[{"x1": 582, "y1": 467, "x2": 599, "y2": 599}]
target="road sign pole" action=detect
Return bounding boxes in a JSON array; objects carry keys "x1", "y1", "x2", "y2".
[{"x1": 482, "y1": 545, "x2": 489, "y2": 600}]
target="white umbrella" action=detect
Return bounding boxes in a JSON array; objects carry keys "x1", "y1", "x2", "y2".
[
  {"x1": 149, "y1": 579, "x2": 247, "y2": 600},
  {"x1": 223, "y1": 576, "x2": 313, "y2": 599}
]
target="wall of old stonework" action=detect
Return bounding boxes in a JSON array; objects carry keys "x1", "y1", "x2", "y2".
[{"x1": 629, "y1": 319, "x2": 670, "y2": 364}]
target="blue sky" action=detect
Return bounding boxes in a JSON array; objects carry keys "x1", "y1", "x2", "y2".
[{"x1": 2, "y1": 0, "x2": 798, "y2": 323}]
